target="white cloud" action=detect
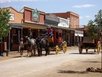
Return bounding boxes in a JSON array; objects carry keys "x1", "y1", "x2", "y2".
[
  {"x1": 73, "y1": 4, "x2": 95, "y2": 8},
  {"x1": 80, "y1": 15, "x2": 91, "y2": 19},
  {"x1": 85, "y1": 15, "x2": 90, "y2": 18},
  {"x1": 80, "y1": 16, "x2": 83, "y2": 19}
]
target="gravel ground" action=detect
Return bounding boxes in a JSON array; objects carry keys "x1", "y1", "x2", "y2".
[{"x1": 0, "y1": 47, "x2": 102, "y2": 77}]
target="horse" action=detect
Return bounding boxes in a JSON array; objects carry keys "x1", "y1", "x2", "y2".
[
  {"x1": 36, "y1": 35, "x2": 50, "y2": 56},
  {"x1": 25, "y1": 36, "x2": 36, "y2": 57}
]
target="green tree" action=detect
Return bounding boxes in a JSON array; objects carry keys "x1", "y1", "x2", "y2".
[
  {"x1": 0, "y1": 8, "x2": 11, "y2": 42},
  {"x1": 86, "y1": 20, "x2": 98, "y2": 39},
  {"x1": 94, "y1": 10, "x2": 102, "y2": 30},
  {"x1": 94, "y1": 9, "x2": 102, "y2": 39},
  {"x1": 86, "y1": 9, "x2": 102, "y2": 40}
]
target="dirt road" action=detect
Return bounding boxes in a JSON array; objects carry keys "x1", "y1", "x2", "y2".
[{"x1": 0, "y1": 47, "x2": 101, "y2": 77}]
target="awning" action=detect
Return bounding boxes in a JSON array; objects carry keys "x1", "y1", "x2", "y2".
[
  {"x1": 9, "y1": 23, "x2": 23, "y2": 29},
  {"x1": 75, "y1": 33, "x2": 83, "y2": 37},
  {"x1": 23, "y1": 22, "x2": 47, "y2": 29},
  {"x1": 75, "y1": 30, "x2": 84, "y2": 37}
]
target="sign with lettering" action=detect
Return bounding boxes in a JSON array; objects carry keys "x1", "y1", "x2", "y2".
[
  {"x1": 58, "y1": 17, "x2": 69, "y2": 28},
  {"x1": 32, "y1": 9, "x2": 39, "y2": 22}
]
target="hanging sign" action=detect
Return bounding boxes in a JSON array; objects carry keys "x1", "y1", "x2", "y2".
[{"x1": 32, "y1": 9, "x2": 39, "y2": 22}]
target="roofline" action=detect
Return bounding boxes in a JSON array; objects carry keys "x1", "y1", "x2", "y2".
[
  {"x1": 2, "y1": 7, "x2": 23, "y2": 14},
  {"x1": 24, "y1": 21, "x2": 47, "y2": 26},
  {"x1": 67, "y1": 11, "x2": 79, "y2": 17},
  {"x1": 50, "y1": 11, "x2": 79, "y2": 17},
  {"x1": 23, "y1": 6, "x2": 45, "y2": 14}
]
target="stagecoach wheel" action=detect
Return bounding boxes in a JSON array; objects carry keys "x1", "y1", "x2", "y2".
[{"x1": 79, "y1": 47, "x2": 82, "y2": 54}]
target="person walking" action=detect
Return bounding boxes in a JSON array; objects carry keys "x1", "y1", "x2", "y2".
[
  {"x1": 19, "y1": 38, "x2": 24, "y2": 56},
  {"x1": 97, "y1": 40, "x2": 101, "y2": 54}
]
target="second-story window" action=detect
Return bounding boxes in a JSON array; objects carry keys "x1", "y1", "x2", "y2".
[{"x1": 10, "y1": 14, "x2": 14, "y2": 20}]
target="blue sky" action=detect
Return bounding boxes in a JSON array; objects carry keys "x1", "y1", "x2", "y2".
[{"x1": 0, "y1": 0, "x2": 102, "y2": 26}]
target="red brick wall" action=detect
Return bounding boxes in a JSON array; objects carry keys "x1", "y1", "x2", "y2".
[
  {"x1": 54, "y1": 13, "x2": 68, "y2": 19},
  {"x1": 24, "y1": 9, "x2": 32, "y2": 22},
  {"x1": 69, "y1": 14, "x2": 79, "y2": 28},
  {"x1": 9, "y1": 7, "x2": 23, "y2": 23},
  {"x1": 39, "y1": 14, "x2": 45, "y2": 24}
]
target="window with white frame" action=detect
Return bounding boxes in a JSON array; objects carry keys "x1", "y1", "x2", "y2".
[{"x1": 10, "y1": 14, "x2": 15, "y2": 20}]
